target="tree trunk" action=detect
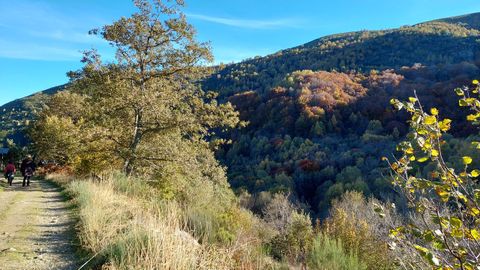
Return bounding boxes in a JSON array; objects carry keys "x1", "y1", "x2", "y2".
[{"x1": 124, "y1": 108, "x2": 143, "y2": 176}]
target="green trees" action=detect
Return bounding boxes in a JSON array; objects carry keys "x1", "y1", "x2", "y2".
[
  {"x1": 32, "y1": 0, "x2": 240, "y2": 177},
  {"x1": 387, "y1": 83, "x2": 480, "y2": 269},
  {"x1": 30, "y1": 1, "x2": 242, "y2": 241}
]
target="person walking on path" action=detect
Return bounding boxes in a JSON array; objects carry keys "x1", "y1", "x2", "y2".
[
  {"x1": 4, "y1": 160, "x2": 16, "y2": 186},
  {"x1": 20, "y1": 155, "x2": 36, "y2": 187}
]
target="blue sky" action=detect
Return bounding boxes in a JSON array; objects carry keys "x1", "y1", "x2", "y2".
[{"x1": 1, "y1": 0, "x2": 480, "y2": 106}]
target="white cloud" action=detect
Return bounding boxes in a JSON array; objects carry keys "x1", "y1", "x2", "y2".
[
  {"x1": 0, "y1": 39, "x2": 81, "y2": 61},
  {"x1": 0, "y1": 0, "x2": 107, "y2": 61},
  {"x1": 187, "y1": 13, "x2": 300, "y2": 29},
  {"x1": 29, "y1": 30, "x2": 106, "y2": 45}
]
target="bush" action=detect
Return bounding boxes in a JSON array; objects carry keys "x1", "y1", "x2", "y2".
[
  {"x1": 263, "y1": 193, "x2": 313, "y2": 267},
  {"x1": 308, "y1": 234, "x2": 367, "y2": 270},
  {"x1": 387, "y1": 88, "x2": 480, "y2": 269},
  {"x1": 323, "y1": 191, "x2": 398, "y2": 269}
]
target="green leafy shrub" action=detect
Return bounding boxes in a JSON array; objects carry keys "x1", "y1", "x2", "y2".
[
  {"x1": 323, "y1": 191, "x2": 397, "y2": 269},
  {"x1": 387, "y1": 82, "x2": 480, "y2": 269},
  {"x1": 308, "y1": 234, "x2": 367, "y2": 270}
]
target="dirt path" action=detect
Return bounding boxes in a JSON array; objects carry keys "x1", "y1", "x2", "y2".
[{"x1": 0, "y1": 177, "x2": 79, "y2": 270}]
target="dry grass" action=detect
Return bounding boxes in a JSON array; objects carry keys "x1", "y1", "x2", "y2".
[
  {"x1": 48, "y1": 173, "x2": 275, "y2": 270},
  {"x1": 61, "y1": 176, "x2": 232, "y2": 269}
]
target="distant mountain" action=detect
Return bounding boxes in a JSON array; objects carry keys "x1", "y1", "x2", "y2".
[
  {"x1": 0, "y1": 85, "x2": 66, "y2": 145},
  {"x1": 204, "y1": 12, "x2": 480, "y2": 98},
  {"x1": 7, "y1": 12, "x2": 480, "y2": 110},
  {"x1": 0, "y1": 85, "x2": 65, "y2": 109},
  {"x1": 435, "y1": 12, "x2": 480, "y2": 29}
]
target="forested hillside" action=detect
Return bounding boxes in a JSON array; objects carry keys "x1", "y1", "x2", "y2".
[
  {"x1": 0, "y1": 85, "x2": 64, "y2": 145},
  {"x1": 204, "y1": 13, "x2": 480, "y2": 98},
  {"x1": 203, "y1": 12, "x2": 480, "y2": 215}
]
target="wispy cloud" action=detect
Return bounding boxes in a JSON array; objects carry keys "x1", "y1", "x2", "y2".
[
  {"x1": 0, "y1": 39, "x2": 81, "y2": 61},
  {"x1": 187, "y1": 13, "x2": 300, "y2": 29},
  {"x1": 29, "y1": 30, "x2": 106, "y2": 45},
  {"x1": 0, "y1": 0, "x2": 107, "y2": 61}
]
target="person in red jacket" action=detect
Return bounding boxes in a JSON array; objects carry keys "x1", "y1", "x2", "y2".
[{"x1": 4, "y1": 160, "x2": 16, "y2": 186}]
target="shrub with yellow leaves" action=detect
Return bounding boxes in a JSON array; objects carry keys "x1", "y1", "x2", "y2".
[{"x1": 386, "y1": 81, "x2": 480, "y2": 269}]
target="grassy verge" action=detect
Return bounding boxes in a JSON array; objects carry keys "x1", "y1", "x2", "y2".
[
  {"x1": 0, "y1": 178, "x2": 8, "y2": 191},
  {"x1": 46, "y1": 173, "x2": 246, "y2": 270}
]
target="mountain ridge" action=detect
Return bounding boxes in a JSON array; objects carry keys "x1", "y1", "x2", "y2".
[{"x1": 203, "y1": 12, "x2": 480, "y2": 98}]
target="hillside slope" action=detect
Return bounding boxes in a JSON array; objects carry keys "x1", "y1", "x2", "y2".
[
  {"x1": 0, "y1": 85, "x2": 65, "y2": 145},
  {"x1": 204, "y1": 12, "x2": 480, "y2": 98},
  {"x1": 205, "y1": 12, "x2": 480, "y2": 214}
]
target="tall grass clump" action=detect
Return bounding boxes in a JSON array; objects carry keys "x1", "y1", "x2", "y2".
[
  {"x1": 65, "y1": 178, "x2": 236, "y2": 269},
  {"x1": 57, "y1": 173, "x2": 277, "y2": 270},
  {"x1": 308, "y1": 234, "x2": 366, "y2": 270}
]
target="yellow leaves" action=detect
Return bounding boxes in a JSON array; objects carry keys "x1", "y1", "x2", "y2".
[
  {"x1": 435, "y1": 186, "x2": 449, "y2": 202},
  {"x1": 462, "y1": 156, "x2": 473, "y2": 165},
  {"x1": 439, "y1": 119, "x2": 452, "y2": 132},
  {"x1": 417, "y1": 129, "x2": 428, "y2": 135},
  {"x1": 424, "y1": 115, "x2": 436, "y2": 125},
  {"x1": 455, "y1": 88, "x2": 465, "y2": 96},
  {"x1": 471, "y1": 207, "x2": 480, "y2": 217},
  {"x1": 390, "y1": 98, "x2": 404, "y2": 110},
  {"x1": 408, "y1": 97, "x2": 417, "y2": 103},
  {"x1": 472, "y1": 141, "x2": 480, "y2": 150},
  {"x1": 424, "y1": 142, "x2": 432, "y2": 149},
  {"x1": 413, "y1": 245, "x2": 440, "y2": 266},
  {"x1": 450, "y1": 217, "x2": 463, "y2": 229},
  {"x1": 471, "y1": 169, "x2": 480, "y2": 178},
  {"x1": 414, "y1": 244, "x2": 429, "y2": 254},
  {"x1": 473, "y1": 79, "x2": 479, "y2": 85},
  {"x1": 466, "y1": 113, "x2": 480, "y2": 122},
  {"x1": 389, "y1": 227, "x2": 405, "y2": 238},
  {"x1": 387, "y1": 93, "x2": 480, "y2": 267},
  {"x1": 471, "y1": 229, "x2": 480, "y2": 240},
  {"x1": 418, "y1": 157, "x2": 429, "y2": 163},
  {"x1": 459, "y1": 98, "x2": 477, "y2": 107},
  {"x1": 391, "y1": 163, "x2": 399, "y2": 170},
  {"x1": 458, "y1": 193, "x2": 468, "y2": 203}
]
